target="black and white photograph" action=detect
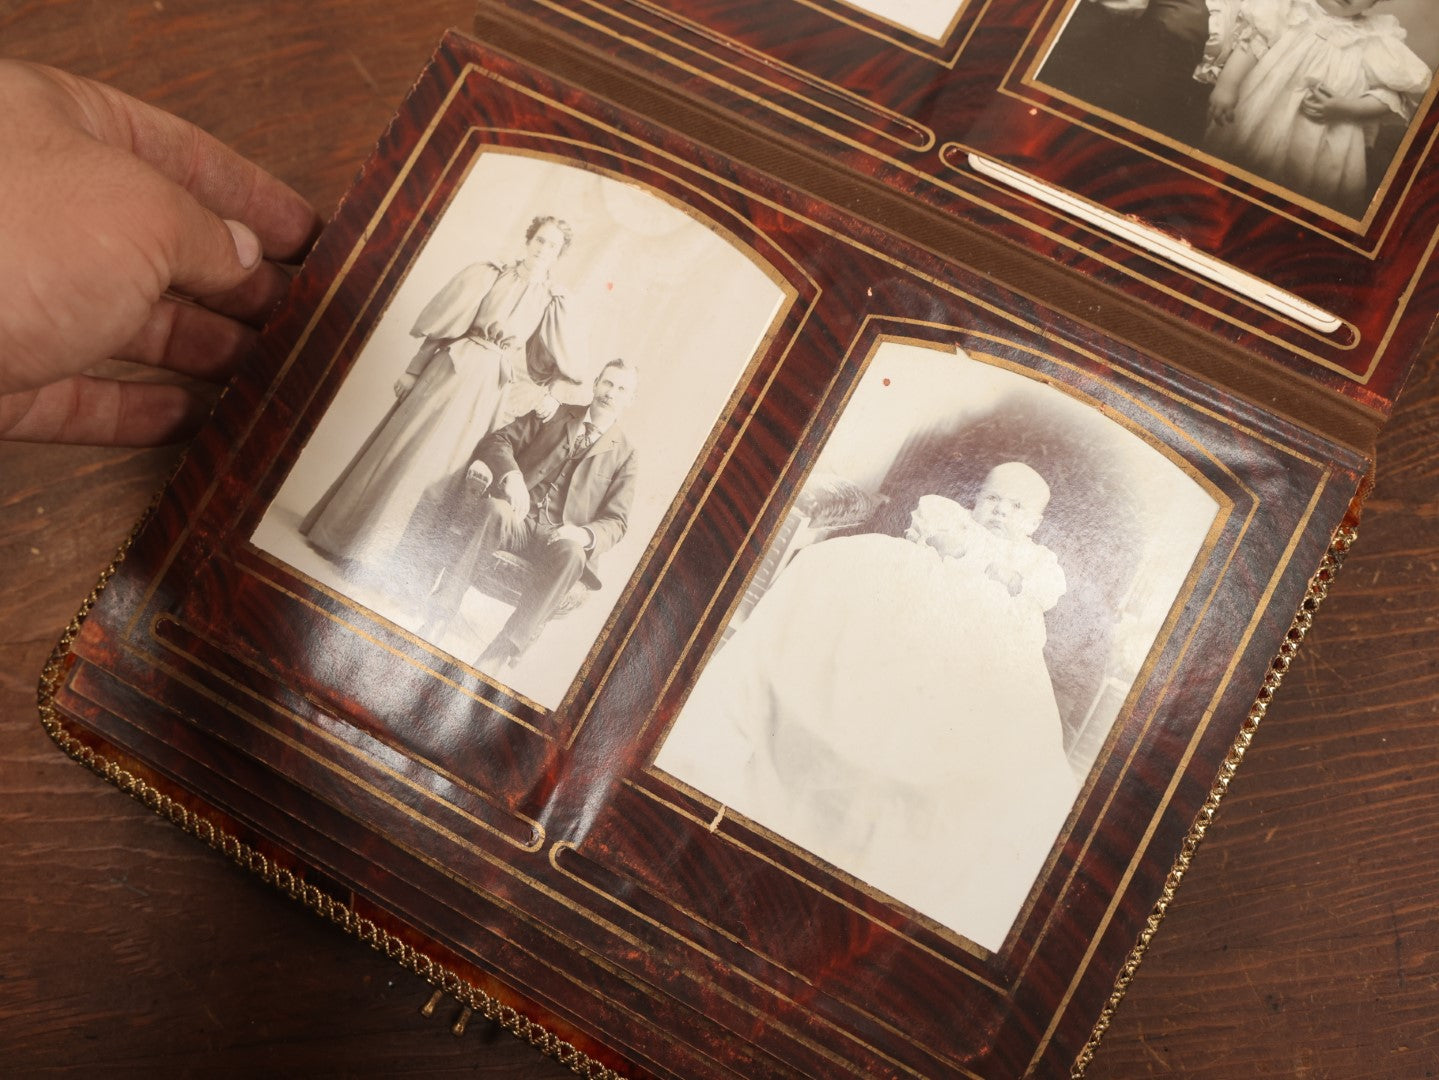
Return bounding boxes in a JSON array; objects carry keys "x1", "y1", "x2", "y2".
[
  {"x1": 253, "y1": 150, "x2": 788, "y2": 709},
  {"x1": 656, "y1": 340, "x2": 1221, "y2": 952},
  {"x1": 1037, "y1": 0, "x2": 1439, "y2": 216}
]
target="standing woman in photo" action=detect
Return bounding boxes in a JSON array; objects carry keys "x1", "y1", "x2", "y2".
[{"x1": 301, "y1": 215, "x2": 587, "y2": 583}]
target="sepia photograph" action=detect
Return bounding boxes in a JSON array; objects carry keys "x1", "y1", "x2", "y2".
[
  {"x1": 656, "y1": 340, "x2": 1221, "y2": 952},
  {"x1": 1037, "y1": 0, "x2": 1439, "y2": 217},
  {"x1": 253, "y1": 150, "x2": 787, "y2": 709},
  {"x1": 831, "y1": 0, "x2": 967, "y2": 39}
]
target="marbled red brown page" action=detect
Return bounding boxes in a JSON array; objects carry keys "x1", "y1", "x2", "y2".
[{"x1": 44, "y1": 31, "x2": 1368, "y2": 1078}]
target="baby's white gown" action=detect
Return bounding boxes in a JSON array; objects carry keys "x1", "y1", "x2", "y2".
[
  {"x1": 1204, "y1": 0, "x2": 1431, "y2": 214},
  {"x1": 658, "y1": 533, "x2": 1078, "y2": 953}
]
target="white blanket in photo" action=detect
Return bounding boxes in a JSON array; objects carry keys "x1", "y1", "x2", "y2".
[{"x1": 658, "y1": 533, "x2": 1078, "y2": 952}]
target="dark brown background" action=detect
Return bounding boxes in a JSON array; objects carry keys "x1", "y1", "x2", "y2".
[{"x1": 2, "y1": 2, "x2": 1436, "y2": 1076}]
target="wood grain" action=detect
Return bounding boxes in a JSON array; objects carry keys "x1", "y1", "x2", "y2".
[
  {"x1": 0, "y1": 4, "x2": 569, "y2": 1075},
  {"x1": 1088, "y1": 337, "x2": 1439, "y2": 1079},
  {"x1": 0, "y1": 2, "x2": 1435, "y2": 1077}
]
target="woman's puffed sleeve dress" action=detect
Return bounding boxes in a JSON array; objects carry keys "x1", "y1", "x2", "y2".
[{"x1": 299, "y1": 261, "x2": 584, "y2": 580}]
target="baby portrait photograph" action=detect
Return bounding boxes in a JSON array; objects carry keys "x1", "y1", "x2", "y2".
[
  {"x1": 1037, "y1": 0, "x2": 1439, "y2": 217},
  {"x1": 656, "y1": 339, "x2": 1221, "y2": 953}
]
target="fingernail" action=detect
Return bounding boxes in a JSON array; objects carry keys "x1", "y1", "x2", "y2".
[{"x1": 225, "y1": 218, "x2": 262, "y2": 269}]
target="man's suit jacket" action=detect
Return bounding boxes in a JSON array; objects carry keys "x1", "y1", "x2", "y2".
[{"x1": 472, "y1": 404, "x2": 638, "y2": 587}]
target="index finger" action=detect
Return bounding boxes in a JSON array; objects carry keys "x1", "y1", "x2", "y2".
[{"x1": 40, "y1": 65, "x2": 321, "y2": 261}]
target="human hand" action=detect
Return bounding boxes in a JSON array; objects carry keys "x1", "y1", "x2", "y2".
[
  {"x1": 928, "y1": 523, "x2": 969, "y2": 560},
  {"x1": 1207, "y1": 84, "x2": 1239, "y2": 127},
  {"x1": 1299, "y1": 85, "x2": 1377, "y2": 124},
  {"x1": 465, "y1": 459, "x2": 494, "y2": 493},
  {"x1": 986, "y1": 563, "x2": 1024, "y2": 596},
  {"x1": 1300, "y1": 85, "x2": 1338, "y2": 121},
  {"x1": 0, "y1": 62, "x2": 319, "y2": 444},
  {"x1": 533, "y1": 392, "x2": 560, "y2": 422},
  {"x1": 394, "y1": 373, "x2": 418, "y2": 398},
  {"x1": 549, "y1": 523, "x2": 590, "y2": 548},
  {"x1": 497, "y1": 470, "x2": 530, "y2": 517}
]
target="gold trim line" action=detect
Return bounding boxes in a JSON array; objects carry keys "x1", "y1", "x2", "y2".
[
  {"x1": 1069, "y1": 522, "x2": 1358, "y2": 1077},
  {"x1": 36, "y1": 533, "x2": 627, "y2": 1080}
]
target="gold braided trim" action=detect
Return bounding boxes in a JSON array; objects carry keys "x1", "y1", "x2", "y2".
[
  {"x1": 36, "y1": 535, "x2": 625, "y2": 1080},
  {"x1": 1070, "y1": 523, "x2": 1358, "y2": 1077},
  {"x1": 39, "y1": 500, "x2": 1355, "y2": 1080}
]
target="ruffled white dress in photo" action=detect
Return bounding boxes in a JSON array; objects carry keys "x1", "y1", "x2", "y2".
[
  {"x1": 1203, "y1": 0, "x2": 1431, "y2": 214},
  {"x1": 657, "y1": 533, "x2": 1078, "y2": 952}
]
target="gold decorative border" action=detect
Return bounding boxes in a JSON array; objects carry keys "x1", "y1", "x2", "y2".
[
  {"x1": 803, "y1": 0, "x2": 968, "y2": 50},
  {"x1": 150, "y1": 117, "x2": 809, "y2": 744},
  {"x1": 556, "y1": 0, "x2": 943, "y2": 140},
  {"x1": 36, "y1": 531, "x2": 627, "y2": 1080},
  {"x1": 519, "y1": 0, "x2": 1433, "y2": 389},
  {"x1": 1017, "y1": 0, "x2": 1439, "y2": 241},
  {"x1": 548, "y1": 840, "x2": 950, "y2": 1077},
  {"x1": 37, "y1": 491, "x2": 1358, "y2": 1078},
  {"x1": 611, "y1": 0, "x2": 989, "y2": 67},
  {"x1": 634, "y1": 327, "x2": 1264, "y2": 977},
  {"x1": 1068, "y1": 522, "x2": 1357, "y2": 1077}
]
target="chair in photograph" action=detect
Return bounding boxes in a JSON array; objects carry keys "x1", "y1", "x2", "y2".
[
  {"x1": 469, "y1": 548, "x2": 594, "y2": 627},
  {"x1": 725, "y1": 473, "x2": 887, "y2": 641}
]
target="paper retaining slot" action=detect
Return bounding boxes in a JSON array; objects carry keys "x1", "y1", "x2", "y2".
[{"x1": 966, "y1": 154, "x2": 1342, "y2": 334}]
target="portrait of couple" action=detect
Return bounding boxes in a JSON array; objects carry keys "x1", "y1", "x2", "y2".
[{"x1": 254, "y1": 150, "x2": 787, "y2": 708}]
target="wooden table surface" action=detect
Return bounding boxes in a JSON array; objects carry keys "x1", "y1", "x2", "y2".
[{"x1": 2, "y1": 3, "x2": 1436, "y2": 1076}]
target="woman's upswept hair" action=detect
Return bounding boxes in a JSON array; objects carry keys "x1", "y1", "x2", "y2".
[{"x1": 525, "y1": 214, "x2": 574, "y2": 255}]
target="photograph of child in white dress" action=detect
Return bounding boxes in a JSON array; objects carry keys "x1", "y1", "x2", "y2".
[
  {"x1": 1039, "y1": 0, "x2": 1436, "y2": 216},
  {"x1": 253, "y1": 150, "x2": 787, "y2": 710},
  {"x1": 655, "y1": 340, "x2": 1220, "y2": 953}
]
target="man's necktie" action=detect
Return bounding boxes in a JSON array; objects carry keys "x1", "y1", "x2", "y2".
[
  {"x1": 535, "y1": 422, "x2": 601, "y2": 521},
  {"x1": 570, "y1": 421, "x2": 598, "y2": 459}
]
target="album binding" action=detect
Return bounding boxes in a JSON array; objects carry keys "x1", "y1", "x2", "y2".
[{"x1": 39, "y1": 14, "x2": 1435, "y2": 1078}]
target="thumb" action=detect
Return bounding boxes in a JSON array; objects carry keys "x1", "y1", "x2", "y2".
[{"x1": 132, "y1": 171, "x2": 266, "y2": 299}]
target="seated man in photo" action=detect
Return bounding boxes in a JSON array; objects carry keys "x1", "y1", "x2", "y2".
[{"x1": 419, "y1": 358, "x2": 639, "y2": 672}]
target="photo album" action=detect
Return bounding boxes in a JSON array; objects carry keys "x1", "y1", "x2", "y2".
[{"x1": 39, "y1": 0, "x2": 1439, "y2": 1075}]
